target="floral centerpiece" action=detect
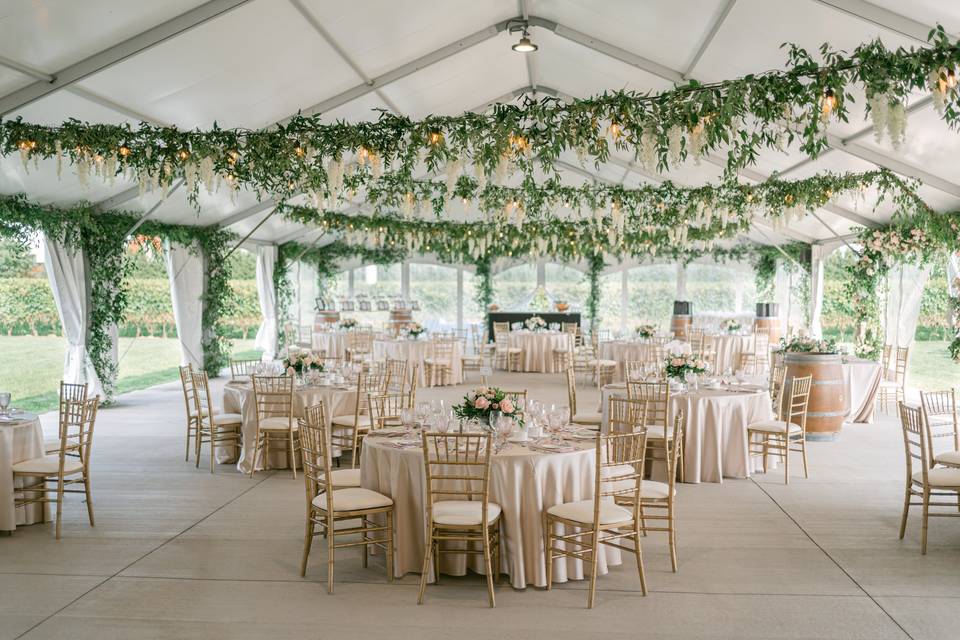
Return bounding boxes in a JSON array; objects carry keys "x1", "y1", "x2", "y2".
[
  {"x1": 720, "y1": 319, "x2": 742, "y2": 334},
  {"x1": 778, "y1": 335, "x2": 840, "y2": 354},
  {"x1": 338, "y1": 318, "x2": 358, "y2": 330},
  {"x1": 664, "y1": 354, "x2": 708, "y2": 382},
  {"x1": 403, "y1": 321, "x2": 426, "y2": 339},
  {"x1": 453, "y1": 386, "x2": 523, "y2": 428},
  {"x1": 283, "y1": 352, "x2": 323, "y2": 380},
  {"x1": 635, "y1": 324, "x2": 656, "y2": 339},
  {"x1": 524, "y1": 315, "x2": 547, "y2": 332},
  {"x1": 554, "y1": 300, "x2": 569, "y2": 312}
]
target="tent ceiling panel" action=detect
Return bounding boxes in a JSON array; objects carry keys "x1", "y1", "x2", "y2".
[
  {"x1": 0, "y1": 67, "x2": 32, "y2": 96},
  {"x1": 378, "y1": 36, "x2": 527, "y2": 118},
  {"x1": 318, "y1": 92, "x2": 393, "y2": 124},
  {"x1": 693, "y1": 0, "x2": 918, "y2": 83},
  {"x1": 297, "y1": 0, "x2": 515, "y2": 80},
  {"x1": 75, "y1": 0, "x2": 361, "y2": 129},
  {"x1": 10, "y1": 86, "x2": 139, "y2": 126},
  {"x1": 529, "y1": 0, "x2": 729, "y2": 74},
  {"x1": 0, "y1": 0, "x2": 209, "y2": 74},
  {"x1": 863, "y1": 0, "x2": 960, "y2": 36},
  {"x1": 0, "y1": 155, "x2": 143, "y2": 210}
]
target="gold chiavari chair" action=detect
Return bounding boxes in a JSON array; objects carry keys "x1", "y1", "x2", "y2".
[
  {"x1": 299, "y1": 403, "x2": 394, "y2": 591},
  {"x1": 14, "y1": 396, "x2": 98, "y2": 539},
  {"x1": 687, "y1": 329, "x2": 705, "y2": 354},
  {"x1": 494, "y1": 331, "x2": 522, "y2": 371},
  {"x1": 607, "y1": 396, "x2": 648, "y2": 434},
  {"x1": 753, "y1": 327, "x2": 771, "y2": 372},
  {"x1": 552, "y1": 332, "x2": 574, "y2": 371},
  {"x1": 624, "y1": 360, "x2": 645, "y2": 382},
  {"x1": 230, "y1": 358, "x2": 260, "y2": 381},
  {"x1": 250, "y1": 375, "x2": 299, "y2": 478},
  {"x1": 296, "y1": 325, "x2": 313, "y2": 350},
  {"x1": 881, "y1": 344, "x2": 893, "y2": 376},
  {"x1": 769, "y1": 363, "x2": 787, "y2": 416},
  {"x1": 384, "y1": 358, "x2": 408, "y2": 394},
  {"x1": 566, "y1": 367, "x2": 601, "y2": 428},
  {"x1": 460, "y1": 327, "x2": 487, "y2": 379},
  {"x1": 418, "y1": 432, "x2": 502, "y2": 607},
  {"x1": 46, "y1": 382, "x2": 89, "y2": 454},
  {"x1": 747, "y1": 374, "x2": 812, "y2": 484},
  {"x1": 304, "y1": 403, "x2": 360, "y2": 488},
  {"x1": 179, "y1": 364, "x2": 201, "y2": 461},
  {"x1": 736, "y1": 351, "x2": 759, "y2": 376},
  {"x1": 879, "y1": 346, "x2": 909, "y2": 412},
  {"x1": 407, "y1": 363, "x2": 420, "y2": 408},
  {"x1": 544, "y1": 429, "x2": 649, "y2": 608},
  {"x1": 920, "y1": 389, "x2": 960, "y2": 469},
  {"x1": 331, "y1": 368, "x2": 388, "y2": 465},
  {"x1": 368, "y1": 393, "x2": 407, "y2": 431},
  {"x1": 898, "y1": 402, "x2": 960, "y2": 554},
  {"x1": 345, "y1": 330, "x2": 374, "y2": 363},
  {"x1": 492, "y1": 321, "x2": 510, "y2": 338},
  {"x1": 191, "y1": 371, "x2": 243, "y2": 473},
  {"x1": 424, "y1": 338, "x2": 457, "y2": 386},
  {"x1": 626, "y1": 380, "x2": 684, "y2": 483}
]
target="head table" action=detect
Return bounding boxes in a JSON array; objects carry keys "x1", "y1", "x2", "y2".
[
  {"x1": 360, "y1": 432, "x2": 621, "y2": 589},
  {"x1": 0, "y1": 412, "x2": 47, "y2": 531},
  {"x1": 600, "y1": 382, "x2": 773, "y2": 484},
  {"x1": 222, "y1": 381, "x2": 357, "y2": 473}
]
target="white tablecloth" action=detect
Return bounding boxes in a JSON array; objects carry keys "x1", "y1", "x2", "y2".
[
  {"x1": 600, "y1": 383, "x2": 773, "y2": 483},
  {"x1": 0, "y1": 414, "x2": 47, "y2": 531},
  {"x1": 843, "y1": 359, "x2": 882, "y2": 423},
  {"x1": 311, "y1": 332, "x2": 349, "y2": 358},
  {"x1": 706, "y1": 334, "x2": 754, "y2": 373},
  {"x1": 508, "y1": 331, "x2": 573, "y2": 373},
  {"x1": 373, "y1": 339, "x2": 463, "y2": 387},
  {"x1": 599, "y1": 341, "x2": 658, "y2": 381},
  {"x1": 223, "y1": 382, "x2": 357, "y2": 473},
  {"x1": 361, "y1": 436, "x2": 620, "y2": 588}
]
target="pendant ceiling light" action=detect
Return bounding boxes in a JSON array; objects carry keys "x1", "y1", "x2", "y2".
[{"x1": 512, "y1": 29, "x2": 538, "y2": 53}]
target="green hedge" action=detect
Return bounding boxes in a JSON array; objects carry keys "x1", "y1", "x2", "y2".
[{"x1": 0, "y1": 277, "x2": 261, "y2": 338}]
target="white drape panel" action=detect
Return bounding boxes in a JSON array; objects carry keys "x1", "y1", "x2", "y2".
[
  {"x1": 948, "y1": 251, "x2": 960, "y2": 297},
  {"x1": 809, "y1": 245, "x2": 825, "y2": 338},
  {"x1": 164, "y1": 240, "x2": 205, "y2": 369},
  {"x1": 884, "y1": 262, "x2": 930, "y2": 348},
  {"x1": 293, "y1": 260, "x2": 318, "y2": 328},
  {"x1": 42, "y1": 234, "x2": 104, "y2": 398},
  {"x1": 774, "y1": 262, "x2": 790, "y2": 336},
  {"x1": 254, "y1": 245, "x2": 278, "y2": 359}
]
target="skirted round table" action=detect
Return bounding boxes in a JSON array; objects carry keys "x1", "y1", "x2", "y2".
[
  {"x1": 508, "y1": 331, "x2": 574, "y2": 373},
  {"x1": 360, "y1": 435, "x2": 621, "y2": 588},
  {"x1": 0, "y1": 412, "x2": 47, "y2": 531},
  {"x1": 373, "y1": 338, "x2": 463, "y2": 387}
]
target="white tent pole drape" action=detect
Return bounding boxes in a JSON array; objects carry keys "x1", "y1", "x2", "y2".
[
  {"x1": 164, "y1": 240, "x2": 205, "y2": 369},
  {"x1": 254, "y1": 245, "x2": 278, "y2": 359},
  {"x1": 884, "y1": 262, "x2": 930, "y2": 350},
  {"x1": 809, "y1": 245, "x2": 825, "y2": 338},
  {"x1": 43, "y1": 234, "x2": 105, "y2": 398}
]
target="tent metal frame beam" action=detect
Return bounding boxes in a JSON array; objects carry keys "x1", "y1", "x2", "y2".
[
  {"x1": 813, "y1": 0, "x2": 944, "y2": 43},
  {"x1": 682, "y1": 0, "x2": 737, "y2": 79},
  {"x1": 0, "y1": 0, "x2": 251, "y2": 116}
]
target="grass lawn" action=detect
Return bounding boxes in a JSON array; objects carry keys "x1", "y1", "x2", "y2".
[
  {"x1": 907, "y1": 341, "x2": 960, "y2": 392},
  {"x1": 0, "y1": 335, "x2": 258, "y2": 414}
]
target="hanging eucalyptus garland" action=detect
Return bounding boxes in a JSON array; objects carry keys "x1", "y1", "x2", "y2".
[{"x1": 585, "y1": 253, "x2": 604, "y2": 331}]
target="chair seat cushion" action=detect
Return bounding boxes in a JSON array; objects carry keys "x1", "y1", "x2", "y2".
[
  {"x1": 461, "y1": 356, "x2": 482, "y2": 363},
  {"x1": 259, "y1": 416, "x2": 295, "y2": 430},
  {"x1": 13, "y1": 455, "x2": 83, "y2": 475},
  {"x1": 587, "y1": 359, "x2": 617, "y2": 368},
  {"x1": 212, "y1": 412, "x2": 242, "y2": 426},
  {"x1": 312, "y1": 487, "x2": 392, "y2": 512},
  {"x1": 914, "y1": 467, "x2": 960, "y2": 488},
  {"x1": 572, "y1": 412, "x2": 602, "y2": 425},
  {"x1": 935, "y1": 450, "x2": 960, "y2": 467},
  {"x1": 639, "y1": 480, "x2": 675, "y2": 500},
  {"x1": 325, "y1": 468, "x2": 361, "y2": 487},
  {"x1": 331, "y1": 414, "x2": 365, "y2": 428},
  {"x1": 547, "y1": 499, "x2": 632, "y2": 525},
  {"x1": 432, "y1": 500, "x2": 502, "y2": 526},
  {"x1": 748, "y1": 419, "x2": 801, "y2": 434},
  {"x1": 424, "y1": 359, "x2": 451, "y2": 366},
  {"x1": 497, "y1": 348, "x2": 522, "y2": 354}
]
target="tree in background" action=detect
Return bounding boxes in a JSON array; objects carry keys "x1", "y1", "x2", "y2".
[{"x1": 0, "y1": 238, "x2": 35, "y2": 278}]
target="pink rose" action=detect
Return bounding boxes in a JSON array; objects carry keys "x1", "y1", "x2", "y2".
[
  {"x1": 286, "y1": 366, "x2": 295, "y2": 376},
  {"x1": 500, "y1": 399, "x2": 514, "y2": 414},
  {"x1": 474, "y1": 397, "x2": 489, "y2": 409},
  {"x1": 671, "y1": 358, "x2": 683, "y2": 366}
]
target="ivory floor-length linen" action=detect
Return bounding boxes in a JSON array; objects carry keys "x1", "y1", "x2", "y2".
[
  {"x1": 706, "y1": 334, "x2": 754, "y2": 373},
  {"x1": 843, "y1": 359, "x2": 882, "y2": 423},
  {"x1": 164, "y1": 240, "x2": 205, "y2": 369},
  {"x1": 599, "y1": 340, "x2": 658, "y2": 381},
  {"x1": 311, "y1": 331, "x2": 349, "y2": 358},
  {"x1": 361, "y1": 438, "x2": 621, "y2": 588},
  {"x1": 508, "y1": 331, "x2": 573, "y2": 373},
  {"x1": 373, "y1": 339, "x2": 463, "y2": 386},
  {"x1": 601, "y1": 384, "x2": 773, "y2": 483},
  {"x1": 0, "y1": 415, "x2": 46, "y2": 531},
  {"x1": 222, "y1": 383, "x2": 357, "y2": 473}
]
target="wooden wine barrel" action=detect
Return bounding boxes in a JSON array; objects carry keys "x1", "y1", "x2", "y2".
[
  {"x1": 754, "y1": 317, "x2": 781, "y2": 345},
  {"x1": 670, "y1": 315, "x2": 692, "y2": 340},
  {"x1": 388, "y1": 309, "x2": 413, "y2": 334},
  {"x1": 314, "y1": 310, "x2": 340, "y2": 329},
  {"x1": 783, "y1": 352, "x2": 845, "y2": 441}
]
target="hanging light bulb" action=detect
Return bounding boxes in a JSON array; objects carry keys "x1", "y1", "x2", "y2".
[
  {"x1": 948, "y1": 68, "x2": 958, "y2": 89},
  {"x1": 118, "y1": 145, "x2": 131, "y2": 158},
  {"x1": 820, "y1": 88, "x2": 838, "y2": 117},
  {"x1": 607, "y1": 119, "x2": 623, "y2": 140},
  {"x1": 428, "y1": 129, "x2": 444, "y2": 146},
  {"x1": 177, "y1": 149, "x2": 191, "y2": 161}
]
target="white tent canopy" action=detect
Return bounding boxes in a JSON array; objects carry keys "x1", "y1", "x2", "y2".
[{"x1": 0, "y1": 0, "x2": 959, "y2": 251}]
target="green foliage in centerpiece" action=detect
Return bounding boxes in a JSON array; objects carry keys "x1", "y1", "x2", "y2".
[
  {"x1": 453, "y1": 386, "x2": 523, "y2": 427},
  {"x1": 778, "y1": 335, "x2": 840, "y2": 354}
]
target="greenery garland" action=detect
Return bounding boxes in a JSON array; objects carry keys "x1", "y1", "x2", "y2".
[
  {"x1": 4, "y1": 28, "x2": 960, "y2": 201},
  {"x1": 585, "y1": 253, "x2": 604, "y2": 330},
  {"x1": 0, "y1": 195, "x2": 235, "y2": 399},
  {"x1": 474, "y1": 256, "x2": 494, "y2": 329}
]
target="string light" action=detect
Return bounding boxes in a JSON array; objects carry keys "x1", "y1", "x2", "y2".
[
  {"x1": 821, "y1": 88, "x2": 838, "y2": 116},
  {"x1": 17, "y1": 140, "x2": 37, "y2": 151},
  {"x1": 118, "y1": 145, "x2": 131, "y2": 157},
  {"x1": 177, "y1": 149, "x2": 191, "y2": 161},
  {"x1": 227, "y1": 149, "x2": 240, "y2": 164},
  {"x1": 428, "y1": 130, "x2": 444, "y2": 146},
  {"x1": 294, "y1": 145, "x2": 305, "y2": 158},
  {"x1": 607, "y1": 119, "x2": 623, "y2": 140}
]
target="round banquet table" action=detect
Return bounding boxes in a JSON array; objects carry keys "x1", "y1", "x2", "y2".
[
  {"x1": 508, "y1": 331, "x2": 574, "y2": 373},
  {"x1": 361, "y1": 435, "x2": 621, "y2": 589},
  {"x1": 223, "y1": 381, "x2": 357, "y2": 473},
  {"x1": 843, "y1": 358, "x2": 882, "y2": 423},
  {"x1": 373, "y1": 338, "x2": 463, "y2": 387},
  {"x1": 705, "y1": 334, "x2": 754, "y2": 373},
  {"x1": 0, "y1": 412, "x2": 47, "y2": 531},
  {"x1": 598, "y1": 340, "x2": 659, "y2": 381},
  {"x1": 311, "y1": 331, "x2": 349, "y2": 358},
  {"x1": 600, "y1": 382, "x2": 773, "y2": 484}
]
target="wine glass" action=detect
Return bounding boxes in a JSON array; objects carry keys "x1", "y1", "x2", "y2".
[
  {"x1": 400, "y1": 408, "x2": 415, "y2": 435},
  {"x1": 0, "y1": 392, "x2": 10, "y2": 417},
  {"x1": 435, "y1": 414, "x2": 450, "y2": 434}
]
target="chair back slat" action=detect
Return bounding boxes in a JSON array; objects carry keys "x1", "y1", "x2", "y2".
[
  {"x1": 299, "y1": 403, "x2": 333, "y2": 512},
  {"x1": 422, "y1": 433, "x2": 493, "y2": 507},
  {"x1": 385, "y1": 358, "x2": 408, "y2": 394},
  {"x1": 786, "y1": 374, "x2": 812, "y2": 431},
  {"x1": 920, "y1": 389, "x2": 959, "y2": 451},
  {"x1": 595, "y1": 431, "x2": 648, "y2": 517},
  {"x1": 368, "y1": 393, "x2": 407, "y2": 430},
  {"x1": 607, "y1": 397, "x2": 648, "y2": 435},
  {"x1": 230, "y1": 359, "x2": 260, "y2": 381},
  {"x1": 626, "y1": 381, "x2": 670, "y2": 427},
  {"x1": 252, "y1": 375, "x2": 294, "y2": 426},
  {"x1": 58, "y1": 396, "x2": 98, "y2": 473},
  {"x1": 899, "y1": 402, "x2": 930, "y2": 483}
]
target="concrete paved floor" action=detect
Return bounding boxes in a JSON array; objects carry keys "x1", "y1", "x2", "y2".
[{"x1": 2, "y1": 372, "x2": 959, "y2": 639}]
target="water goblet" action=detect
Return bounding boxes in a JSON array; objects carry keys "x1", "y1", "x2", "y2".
[
  {"x1": 400, "y1": 408, "x2": 415, "y2": 435},
  {"x1": 0, "y1": 392, "x2": 10, "y2": 417}
]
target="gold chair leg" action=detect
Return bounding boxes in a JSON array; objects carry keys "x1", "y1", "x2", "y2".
[
  {"x1": 921, "y1": 488, "x2": 930, "y2": 555},
  {"x1": 482, "y1": 530, "x2": 496, "y2": 608},
  {"x1": 417, "y1": 525, "x2": 434, "y2": 604},
  {"x1": 386, "y1": 510, "x2": 395, "y2": 583},
  {"x1": 55, "y1": 480, "x2": 64, "y2": 540},
  {"x1": 83, "y1": 474, "x2": 95, "y2": 527},
  {"x1": 300, "y1": 514, "x2": 314, "y2": 577},
  {"x1": 327, "y1": 513, "x2": 336, "y2": 594},
  {"x1": 634, "y1": 527, "x2": 648, "y2": 596},
  {"x1": 587, "y1": 529, "x2": 600, "y2": 609},
  {"x1": 249, "y1": 428, "x2": 261, "y2": 478},
  {"x1": 543, "y1": 513, "x2": 553, "y2": 590}
]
